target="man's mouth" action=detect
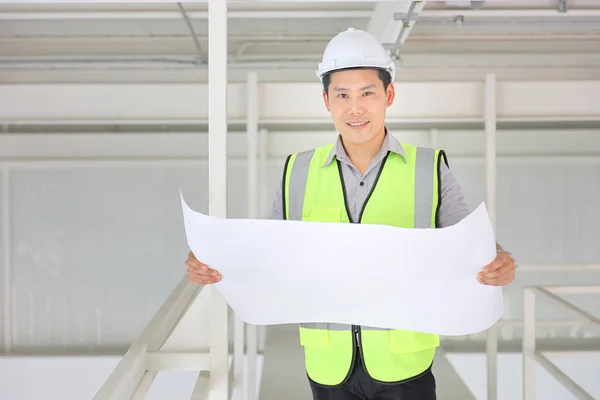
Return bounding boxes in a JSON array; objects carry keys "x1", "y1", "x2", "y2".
[{"x1": 346, "y1": 121, "x2": 369, "y2": 127}]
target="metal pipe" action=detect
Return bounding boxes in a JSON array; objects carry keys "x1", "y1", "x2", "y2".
[
  {"x1": 534, "y1": 352, "x2": 595, "y2": 400},
  {"x1": 0, "y1": 34, "x2": 334, "y2": 42},
  {"x1": 2, "y1": 167, "x2": 11, "y2": 353},
  {"x1": 5, "y1": 51, "x2": 600, "y2": 70},
  {"x1": 257, "y1": 128, "x2": 269, "y2": 358},
  {"x1": 258, "y1": 129, "x2": 268, "y2": 218},
  {"x1": 176, "y1": 3, "x2": 205, "y2": 63},
  {"x1": 407, "y1": 34, "x2": 600, "y2": 41},
  {"x1": 247, "y1": 71, "x2": 259, "y2": 229},
  {"x1": 208, "y1": 0, "x2": 229, "y2": 399},
  {"x1": 523, "y1": 288, "x2": 536, "y2": 400},
  {"x1": 484, "y1": 72, "x2": 498, "y2": 400},
  {"x1": 543, "y1": 284, "x2": 600, "y2": 294},
  {"x1": 537, "y1": 288, "x2": 600, "y2": 326},
  {"x1": 0, "y1": 10, "x2": 372, "y2": 20},
  {"x1": 234, "y1": 42, "x2": 304, "y2": 63},
  {"x1": 233, "y1": 316, "x2": 244, "y2": 397},
  {"x1": 393, "y1": 1, "x2": 424, "y2": 54},
  {"x1": 5, "y1": 7, "x2": 600, "y2": 21},
  {"x1": 245, "y1": 71, "x2": 259, "y2": 400},
  {"x1": 418, "y1": 9, "x2": 600, "y2": 18}
]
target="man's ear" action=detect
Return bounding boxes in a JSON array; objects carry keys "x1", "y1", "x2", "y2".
[
  {"x1": 386, "y1": 83, "x2": 396, "y2": 108},
  {"x1": 322, "y1": 90, "x2": 331, "y2": 112}
]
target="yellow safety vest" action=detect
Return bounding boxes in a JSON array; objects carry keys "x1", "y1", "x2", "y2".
[{"x1": 281, "y1": 141, "x2": 445, "y2": 386}]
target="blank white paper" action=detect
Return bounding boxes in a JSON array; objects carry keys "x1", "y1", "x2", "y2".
[{"x1": 180, "y1": 194, "x2": 504, "y2": 336}]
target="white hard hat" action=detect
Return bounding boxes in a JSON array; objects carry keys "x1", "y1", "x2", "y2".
[{"x1": 316, "y1": 27, "x2": 395, "y2": 82}]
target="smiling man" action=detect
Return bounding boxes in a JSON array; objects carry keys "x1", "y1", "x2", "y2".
[{"x1": 186, "y1": 27, "x2": 517, "y2": 400}]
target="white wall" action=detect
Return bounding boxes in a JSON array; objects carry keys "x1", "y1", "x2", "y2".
[{"x1": 1, "y1": 81, "x2": 600, "y2": 352}]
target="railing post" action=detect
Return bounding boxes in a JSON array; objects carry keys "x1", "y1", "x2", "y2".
[
  {"x1": 255, "y1": 126, "x2": 269, "y2": 395},
  {"x1": 485, "y1": 72, "x2": 498, "y2": 400},
  {"x1": 208, "y1": 0, "x2": 229, "y2": 399},
  {"x1": 258, "y1": 128, "x2": 268, "y2": 219},
  {"x1": 2, "y1": 167, "x2": 11, "y2": 353},
  {"x1": 0, "y1": 167, "x2": 14, "y2": 354},
  {"x1": 233, "y1": 314, "x2": 245, "y2": 400},
  {"x1": 240, "y1": 70, "x2": 260, "y2": 400},
  {"x1": 523, "y1": 288, "x2": 536, "y2": 400}
]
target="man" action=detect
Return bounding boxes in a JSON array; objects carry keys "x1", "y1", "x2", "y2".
[{"x1": 186, "y1": 28, "x2": 516, "y2": 400}]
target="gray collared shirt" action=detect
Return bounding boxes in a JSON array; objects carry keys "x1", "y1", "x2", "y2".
[{"x1": 269, "y1": 132, "x2": 471, "y2": 227}]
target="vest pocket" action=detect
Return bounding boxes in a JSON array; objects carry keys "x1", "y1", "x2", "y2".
[
  {"x1": 388, "y1": 330, "x2": 440, "y2": 354},
  {"x1": 304, "y1": 207, "x2": 344, "y2": 223},
  {"x1": 299, "y1": 326, "x2": 330, "y2": 348}
]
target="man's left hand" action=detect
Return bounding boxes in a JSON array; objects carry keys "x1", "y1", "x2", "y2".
[{"x1": 477, "y1": 247, "x2": 516, "y2": 286}]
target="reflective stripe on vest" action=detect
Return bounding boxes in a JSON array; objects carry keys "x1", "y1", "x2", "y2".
[
  {"x1": 284, "y1": 146, "x2": 438, "y2": 228},
  {"x1": 282, "y1": 142, "x2": 443, "y2": 386}
]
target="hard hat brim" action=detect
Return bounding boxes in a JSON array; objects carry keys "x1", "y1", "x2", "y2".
[{"x1": 316, "y1": 64, "x2": 396, "y2": 82}]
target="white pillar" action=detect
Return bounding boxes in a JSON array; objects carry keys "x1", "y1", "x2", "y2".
[
  {"x1": 208, "y1": 0, "x2": 229, "y2": 399},
  {"x1": 2, "y1": 167, "x2": 11, "y2": 353},
  {"x1": 258, "y1": 128, "x2": 269, "y2": 219},
  {"x1": 523, "y1": 288, "x2": 536, "y2": 400},
  {"x1": 247, "y1": 71, "x2": 259, "y2": 220},
  {"x1": 245, "y1": 71, "x2": 259, "y2": 400},
  {"x1": 233, "y1": 314, "x2": 244, "y2": 400},
  {"x1": 428, "y1": 128, "x2": 439, "y2": 149},
  {"x1": 485, "y1": 72, "x2": 498, "y2": 400},
  {"x1": 257, "y1": 127, "x2": 268, "y2": 360}
]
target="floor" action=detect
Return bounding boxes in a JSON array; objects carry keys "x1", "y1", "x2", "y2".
[{"x1": 258, "y1": 324, "x2": 475, "y2": 400}]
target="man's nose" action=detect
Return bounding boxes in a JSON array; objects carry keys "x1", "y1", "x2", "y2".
[{"x1": 349, "y1": 98, "x2": 364, "y2": 115}]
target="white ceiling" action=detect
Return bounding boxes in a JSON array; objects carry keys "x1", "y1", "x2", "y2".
[{"x1": 1, "y1": 0, "x2": 600, "y2": 83}]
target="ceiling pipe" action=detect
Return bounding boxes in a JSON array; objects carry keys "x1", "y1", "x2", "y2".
[
  {"x1": 393, "y1": 1, "x2": 426, "y2": 57},
  {"x1": 413, "y1": 9, "x2": 600, "y2": 18},
  {"x1": 558, "y1": 0, "x2": 568, "y2": 13},
  {"x1": 176, "y1": 3, "x2": 205, "y2": 64},
  {"x1": 0, "y1": 10, "x2": 372, "y2": 20},
  {"x1": 3, "y1": 53, "x2": 600, "y2": 71}
]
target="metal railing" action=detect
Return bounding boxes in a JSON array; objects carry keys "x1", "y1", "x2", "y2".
[
  {"x1": 91, "y1": 266, "x2": 600, "y2": 400},
  {"x1": 93, "y1": 276, "x2": 263, "y2": 400},
  {"x1": 523, "y1": 284, "x2": 600, "y2": 400}
]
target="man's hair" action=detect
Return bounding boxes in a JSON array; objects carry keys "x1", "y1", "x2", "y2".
[{"x1": 322, "y1": 67, "x2": 392, "y2": 95}]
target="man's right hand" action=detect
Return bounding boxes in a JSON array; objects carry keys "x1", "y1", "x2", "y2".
[{"x1": 186, "y1": 251, "x2": 222, "y2": 285}]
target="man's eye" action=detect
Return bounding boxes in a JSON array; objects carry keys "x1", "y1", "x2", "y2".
[
  {"x1": 363, "y1": 92, "x2": 372, "y2": 96},
  {"x1": 337, "y1": 93, "x2": 348, "y2": 98}
]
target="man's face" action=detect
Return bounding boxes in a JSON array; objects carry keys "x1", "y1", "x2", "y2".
[{"x1": 323, "y1": 68, "x2": 395, "y2": 146}]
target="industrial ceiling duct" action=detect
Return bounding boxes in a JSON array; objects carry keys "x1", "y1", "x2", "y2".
[{"x1": 444, "y1": 1, "x2": 485, "y2": 8}]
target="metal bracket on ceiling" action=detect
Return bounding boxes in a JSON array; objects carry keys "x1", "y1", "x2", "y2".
[
  {"x1": 394, "y1": 11, "x2": 419, "y2": 22},
  {"x1": 558, "y1": 0, "x2": 568, "y2": 13},
  {"x1": 391, "y1": 0, "x2": 422, "y2": 61},
  {"x1": 177, "y1": 2, "x2": 206, "y2": 65}
]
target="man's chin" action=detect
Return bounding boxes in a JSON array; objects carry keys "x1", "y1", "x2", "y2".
[{"x1": 340, "y1": 136, "x2": 371, "y2": 147}]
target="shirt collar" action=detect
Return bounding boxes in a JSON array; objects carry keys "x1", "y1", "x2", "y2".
[{"x1": 322, "y1": 128, "x2": 406, "y2": 168}]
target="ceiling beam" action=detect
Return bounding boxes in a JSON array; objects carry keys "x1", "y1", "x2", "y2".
[
  {"x1": 367, "y1": 1, "x2": 426, "y2": 60},
  {"x1": 367, "y1": 2, "x2": 413, "y2": 49},
  {"x1": 176, "y1": 3, "x2": 205, "y2": 63},
  {"x1": 415, "y1": 9, "x2": 600, "y2": 18},
  {"x1": 0, "y1": 10, "x2": 371, "y2": 20}
]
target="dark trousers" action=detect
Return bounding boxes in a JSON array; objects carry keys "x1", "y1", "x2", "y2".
[{"x1": 308, "y1": 355, "x2": 436, "y2": 400}]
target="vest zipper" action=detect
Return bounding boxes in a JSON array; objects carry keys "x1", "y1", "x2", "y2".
[
  {"x1": 354, "y1": 325, "x2": 361, "y2": 346},
  {"x1": 337, "y1": 154, "x2": 390, "y2": 375}
]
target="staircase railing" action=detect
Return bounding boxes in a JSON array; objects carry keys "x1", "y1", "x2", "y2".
[
  {"x1": 523, "y1": 284, "x2": 600, "y2": 400},
  {"x1": 93, "y1": 276, "x2": 262, "y2": 400},
  {"x1": 93, "y1": 269, "x2": 599, "y2": 400}
]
